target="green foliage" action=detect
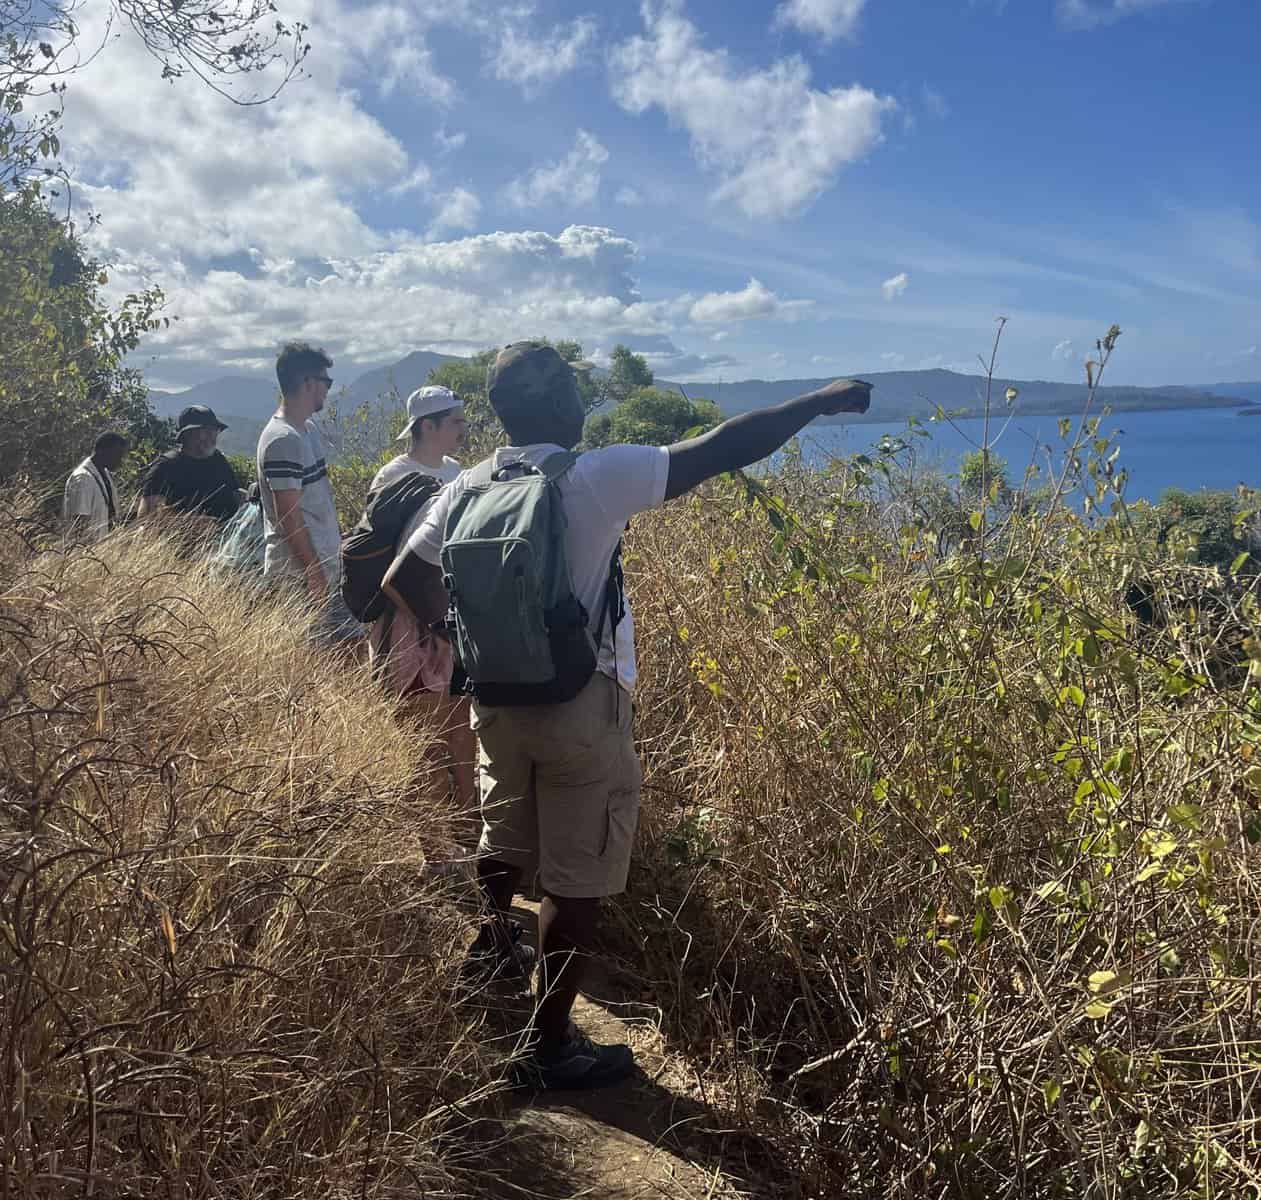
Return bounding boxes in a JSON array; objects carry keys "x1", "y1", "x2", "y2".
[
  {"x1": 585, "y1": 387, "x2": 722, "y2": 448},
  {"x1": 0, "y1": 186, "x2": 172, "y2": 488},
  {"x1": 426, "y1": 348, "x2": 502, "y2": 459},
  {"x1": 1142, "y1": 487, "x2": 1258, "y2": 572}
]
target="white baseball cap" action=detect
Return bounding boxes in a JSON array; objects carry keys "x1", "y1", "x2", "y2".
[{"x1": 397, "y1": 385, "x2": 462, "y2": 440}]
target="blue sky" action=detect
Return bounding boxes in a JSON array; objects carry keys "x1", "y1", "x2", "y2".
[{"x1": 58, "y1": 0, "x2": 1260, "y2": 390}]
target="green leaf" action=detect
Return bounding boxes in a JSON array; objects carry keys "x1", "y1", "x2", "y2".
[
  {"x1": 1059, "y1": 685, "x2": 1086, "y2": 709},
  {"x1": 1042, "y1": 1079, "x2": 1062, "y2": 1109},
  {"x1": 1168, "y1": 802, "x2": 1202, "y2": 830},
  {"x1": 1084, "y1": 999, "x2": 1115, "y2": 1019},
  {"x1": 968, "y1": 510, "x2": 983, "y2": 532},
  {"x1": 1131, "y1": 1119, "x2": 1151, "y2": 1155},
  {"x1": 1087, "y1": 969, "x2": 1129, "y2": 995},
  {"x1": 1232, "y1": 552, "x2": 1251, "y2": 575}
]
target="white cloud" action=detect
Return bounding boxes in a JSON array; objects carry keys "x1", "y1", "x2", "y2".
[
  {"x1": 610, "y1": 3, "x2": 895, "y2": 219},
  {"x1": 774, "y1": 0, "x2": 868, "y2": 40},
  {"x1": 100, "y1": 225, "x2": 696, "y2": 382},
  {"x1": 615, "y1": 185, "x2": 644, "y2": 206},
  {"x1": 506, "y1": 130, "x2": 609, "y2": 208},
  {"x1": 881, "y1": 271, "x2": 909, "y2": 300},
  {"x1": 389, "y1": 165, "x2": 434, "y2": 196},
  {"x1": 1057, "y1": 0, "x2": 1187, "y2": 28},
  {"x1": 488, "y1": 15, "x2": 597, "y2": 95},
  {"x1": 434, "y1": 127, "x2": 467, "y2": 154},
  {"x1": 1052, "y1": 338, "x2": 1075, "y2": 360},
  {"x1": 427, "y1": 188, "x2": 481, "y2": 237},
  {"x1": 688, "y1": 277, "x2": 812, "y2": 324}
]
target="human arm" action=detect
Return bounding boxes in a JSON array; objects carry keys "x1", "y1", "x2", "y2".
[
  {"x1": 380, "y1": 487, "x2": 452, "y2": 626},
  {"x1": 62, "y1": 473, "x2": 95, "y2": 538},
  {"x1": 137, "y1": 459, "x2": 168, "y2": 517},
  {"x1": 272, "y1": 488, "x2": 328, "y2": 601},
  {"x1": 663, "y1": 378, "x2": 872, "y2": 501},
  {"x1": 381, "y1": 551, "x2": 448, "y2": 627}
]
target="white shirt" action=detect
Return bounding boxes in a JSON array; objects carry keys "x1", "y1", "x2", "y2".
[
  {"x1": 372, "y1": 453, "x2": 461, "y2": 493},
  {"x1": 408, "y1": 443, "x2": 670, "y2": 693},
  {"x1": 257, "y1": 415, "x2": 341, "y2": 581},
  {"x1": 63, "y1": 457, "x2": 116, "y2": 543}
]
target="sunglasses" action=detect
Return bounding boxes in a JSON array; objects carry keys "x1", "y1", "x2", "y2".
[{"x1": 309, "y1": 375, "x2": 334, "y2": 387}]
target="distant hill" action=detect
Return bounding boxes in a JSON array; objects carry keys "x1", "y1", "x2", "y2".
[
  {"x1": 147, "y1": 353, "x2": 458, "y2": 458},
  {"x1": 149, "y1": 356, "x2": 1255, "y2": 459},
  {"x1": 148, "y1": 376, "x2": 281, "y2": 422},
  {"x1": 658, "y1": 368, "x2": 1248, "y2": 424},
  {"x1": 336, "y1": 351, "x2": 456, "y2": 411},
  {"x1": 1198, "y1": 381, "x2": 1261, "y2": 405}
]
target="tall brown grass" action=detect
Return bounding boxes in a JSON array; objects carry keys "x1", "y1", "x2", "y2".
[
  {"x1": 622, "y1": 466, "x2": 1261, "y2": 1199},
  {"x1": 0, "y1": 504, "x2": 509, "y2": 1198}
]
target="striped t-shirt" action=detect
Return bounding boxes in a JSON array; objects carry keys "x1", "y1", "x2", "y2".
[{"x1": 256, "y1": 414, "x2": 342, "y2": 582}]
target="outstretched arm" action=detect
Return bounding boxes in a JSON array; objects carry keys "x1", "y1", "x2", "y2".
[
  {"x1": 382, "y1": 551, "x2": 448, "y2": 627},
  {"x1": 664, "y1": 378, "x2": 871, "y2": 501}
]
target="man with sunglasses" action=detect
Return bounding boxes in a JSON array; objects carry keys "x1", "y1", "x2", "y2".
[{"x1": 258, "y1": 341, "x2": 360, "y2": 646}]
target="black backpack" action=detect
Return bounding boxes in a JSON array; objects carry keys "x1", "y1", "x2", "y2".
[{"x1": 340, "y1": 472, "x2": 442, "y2": 623}]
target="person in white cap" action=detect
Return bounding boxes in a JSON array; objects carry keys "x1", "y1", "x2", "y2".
[{"x1": 368, "y1": 385, "x2": 474, "y2": 836}]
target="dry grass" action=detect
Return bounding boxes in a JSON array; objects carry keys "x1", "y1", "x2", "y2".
[
  {"x1": 0, "y1": 505, "x2": 512, "y2": 1198},
  {"x1": 619, "y1": 475, "x2": 1261, "y2": 1199}
]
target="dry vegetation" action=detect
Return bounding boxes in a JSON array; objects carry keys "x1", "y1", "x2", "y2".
[
  {"x1": 0, "y1": 502, "x2": 521, "y2": 1199},
  {"x1": 6, "y1": 398, "x2": 1261, "y2": 1200},
  {"x1": 623, "y1": 460, "x2": 1261, "y2": 1199}
]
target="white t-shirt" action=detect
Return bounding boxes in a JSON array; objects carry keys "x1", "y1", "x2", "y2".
[
  {"x1": 407, "y1": 443, "x2": 670, "y2": 693},
  {"x1": 370, "y1": 453, "x2": 461, "y2": 551},
  {"x1": 63, "y1": 457, "x2": 116, "y2": 543},
  {"x1": 257, "y1": 415, "x2": 341, "y2": 581}
]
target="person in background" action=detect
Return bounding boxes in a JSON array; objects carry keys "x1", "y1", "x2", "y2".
[
  {"x1": 257, "y1": 341, "x2": 361, "y2": 649},
  {"x1": 138, "y1": 405, "x2": 245, "y2": 524},
  {"x1": 383, "y1": 342, "x2": 872, "y2": 1090},
  {"x1": 63, "y1": 430, "x2": 129, "y2": 543},
  {"x1": 369, "y1": 386, "x2": 474, "y2": 839}
]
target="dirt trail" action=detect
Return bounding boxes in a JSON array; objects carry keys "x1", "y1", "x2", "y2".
[{"x1": 486, "y1": 902, "x2": 781, "y2": 1200}]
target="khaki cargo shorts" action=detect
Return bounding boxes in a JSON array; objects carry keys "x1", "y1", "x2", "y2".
[{"x1": 471, "y1": 671, "x2": 641, "y2": 899}]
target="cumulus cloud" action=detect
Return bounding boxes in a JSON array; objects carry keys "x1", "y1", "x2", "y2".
[
  {"x1": 688, "y1": 277, "x2": 812, "y2": 324},
  {"x1": 488, "y1": 15, "x2": 598, "y2": 95},
  {"x1": 427, "y1": 188, "x2": 481, "y2": 237},
  {"x1": 1057, "y1": 0, "x2": 1187, "y2": 28},
  {"x1": 610, "y1": 2, "x2": 895, "y2": 219},
  {"x1": 1052, "y1": 338, "x2": 1075, "y2": 360},
  {"x1": 881, "y1": 271, "x2": 909, "y2": 300},
  {"x1": 101, "y1": 225, "x2": 696, "y2": 383},
  {"x1": 506, "y1": 130, "x2": 609, "y2": 208},
  {"x1": 774, "y1": 0, "x2": 868, "y2": 41}
]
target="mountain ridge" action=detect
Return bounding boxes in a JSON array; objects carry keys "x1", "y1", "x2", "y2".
[{"x1": 147, "y1": 353, "x2": 1261, "y2": 457}]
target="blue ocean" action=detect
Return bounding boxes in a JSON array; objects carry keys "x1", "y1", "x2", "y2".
[{"x1": 794, "y1": 406, "x2": 1258, "y2": 504}]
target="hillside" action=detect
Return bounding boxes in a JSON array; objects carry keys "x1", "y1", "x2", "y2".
[
  {"x1": 661, "y1": 368, "x2": 1251, "y2": 423},
  {"x1": 151, "y1": 355, "x2": 1254, "y2": 459}
]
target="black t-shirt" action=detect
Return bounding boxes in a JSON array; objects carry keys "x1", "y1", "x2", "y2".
[{"x1": 142, "y1": 450, "x2": 242, "y2": 522}]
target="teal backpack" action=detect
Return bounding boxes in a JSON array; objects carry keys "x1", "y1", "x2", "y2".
[{"x1": 441, "y1": 452, "x2": 620, "y2": 706}]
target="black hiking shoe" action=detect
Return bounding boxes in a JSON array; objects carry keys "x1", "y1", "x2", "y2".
[
  {"x1": 512, "y1": 1022, "x2": 636, "y2": 1091},
  {"x1": 461, "y1": 919, "x2": 536, "y2": 985}
]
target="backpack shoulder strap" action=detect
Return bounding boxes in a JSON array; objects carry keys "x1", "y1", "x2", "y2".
[
  {"x1": 464, "y1": 456, "x2": 498, "y2": 492},
  {"x1": 539, "y1": 450, "x2": 578, "y2": 482}
]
